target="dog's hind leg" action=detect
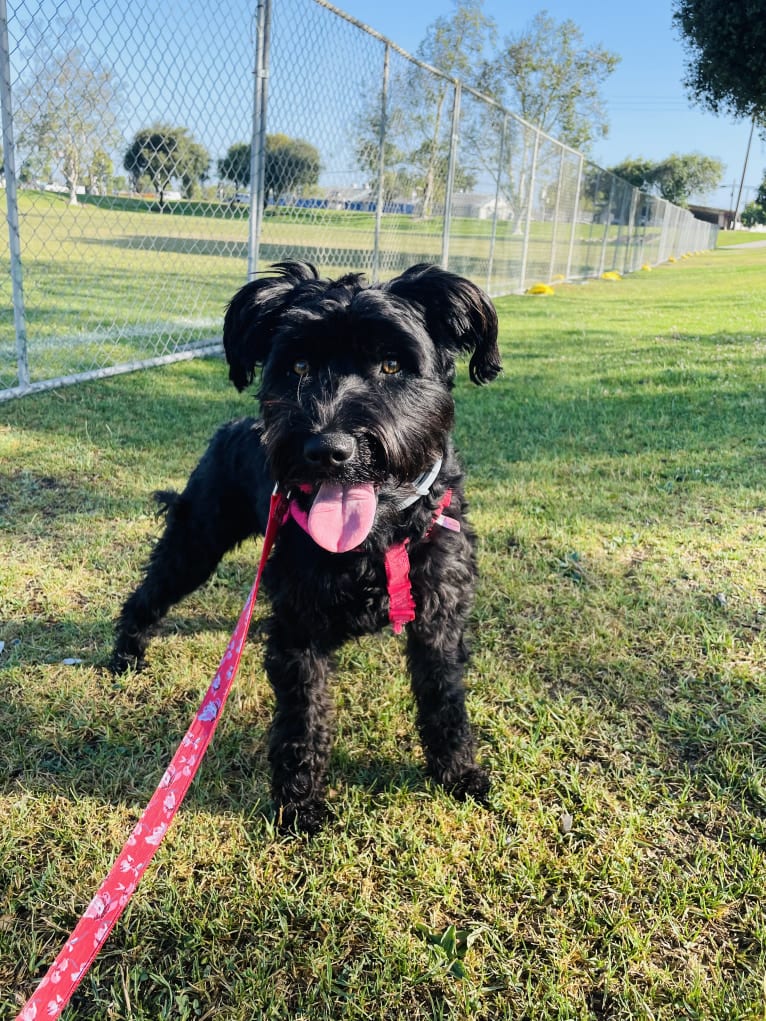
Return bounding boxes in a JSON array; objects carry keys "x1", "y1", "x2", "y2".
[
  {"x1": 111, "y1": 422, "x2": 265, "y2": 673},
  {"x1": 264, "y1": 618, "x2": 336, "y2": 834},
  {"x1": 406, "y1": 624, "x2": 491, "y2": 806}
]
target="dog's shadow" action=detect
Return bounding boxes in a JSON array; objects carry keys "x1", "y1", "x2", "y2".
[
  {"x1": 1, "y1": 623, "x2": 430, "y2": 827},
  {"x1": 329, "y1": 748, "x2": 426, "y2": 797}
]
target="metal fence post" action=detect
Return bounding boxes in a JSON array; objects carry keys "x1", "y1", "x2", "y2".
[
  {"x1": 440, "y1": 79, "x2": 460, "y2": 270},
  {"x1": 518, "y1": 128, "x2": 540, "y2": 291},
  {"x1": 598, "y1": 173, "x2": 616, "y2": 277},
  {"x1": 248, "y1": 0, "x2": 272, "y2": 281},
  {"x1": 486, "y1": 112, "x2": 508, "y2": 294},
  {"x1": 1, "y1": 0, "x2": 29, "y2": 390},
  {"x1": 547, "y1": 145, "x2": 566, "y2": 282},
  {"x1": 612, "y1": 184, "x2": 627, "y2": 275},
  {"x1": 658, "y1": 200, "x2": 670, "y2": 262},
  {"x1": 625, "y1": 188, "x2": 639, "y2": 273},
  {"x1": 371, "y1": 42, "x2": 390, "y2": 283},
  {"x1": 565, "y1": 153, "x2": 584, "y2": 281},
  {"x1": 636, "y1": 195, "x2": 649, "y2": 268}
]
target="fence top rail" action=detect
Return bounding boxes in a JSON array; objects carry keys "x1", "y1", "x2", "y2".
[{"x1": 312, "y1": 0, "x2": 582, "y2": 159}]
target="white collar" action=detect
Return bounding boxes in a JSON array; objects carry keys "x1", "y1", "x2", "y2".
[{"x1": 395, "y1": 457, "x2": 443, "y2": 510}]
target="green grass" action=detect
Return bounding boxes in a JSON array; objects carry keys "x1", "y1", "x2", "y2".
[
  {"x1": 716, "y1": 229, "x2": 766, "y2": 247},
  {"x1": 2, "y1": 190, "x2": 714, "y2": 392},
  {"x1": 1, "y1": 246, "x2": 765, "y2": 1019}
]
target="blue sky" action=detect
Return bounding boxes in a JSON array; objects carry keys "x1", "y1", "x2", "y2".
[
  {"x1": 335, "y1": 0, "x2": 763, "y2": 209},
  {"x1": 13, "y1": 0, "x2": 761, "y2": 210}
]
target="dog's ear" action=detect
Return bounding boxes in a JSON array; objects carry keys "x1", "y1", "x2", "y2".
[
  {"x1": 384, "y1": 264, "x2": 501, "y2": 384},
  {"x1": 223, "y1": 261, "x2": 321, "y2": 391}
]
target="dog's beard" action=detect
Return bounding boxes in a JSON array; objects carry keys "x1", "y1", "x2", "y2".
[
  {"x1": 260, "y1": 380, "x2": 454, "y2": 489},
  {"x1": 260, "y1": 378, "x2": 454, "y2": 550}
]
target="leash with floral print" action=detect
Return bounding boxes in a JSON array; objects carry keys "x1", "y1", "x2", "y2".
[{"x1": 14, "y1": 489, "x2": 289, "y2": 1021}]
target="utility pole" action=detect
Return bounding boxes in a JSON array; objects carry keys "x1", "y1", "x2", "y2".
[{"x1": 732, "y1": 117, "x2": 755, "y2": 228}]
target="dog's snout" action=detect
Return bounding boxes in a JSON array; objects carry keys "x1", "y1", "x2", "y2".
[{"x1": 303, "y1": 432, "x2": 356, "y2": 468}]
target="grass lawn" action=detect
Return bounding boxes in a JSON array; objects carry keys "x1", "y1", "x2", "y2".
[
  {"x1": 716, "y1": 230, "x2": 766, "y2": 247},
  {"x1": 2, "y1": 190, "x2": 712, "y2": 393},
  {"x1": 1, "y1": 245, "x2": 765, "y2": 1019}
]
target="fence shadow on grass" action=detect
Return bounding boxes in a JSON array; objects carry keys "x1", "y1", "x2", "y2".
[{"x1": 82, "y1": 234, "x2": 249, "y2": 260}]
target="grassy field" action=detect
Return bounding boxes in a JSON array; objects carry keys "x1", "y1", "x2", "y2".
[
  {"x1": 715, "y1": 230, "x2": 766, "y2": 247},
  {"x1": 2, "y1": 190, "x2": 716, "y2": 393},
  {"x1": 1, "y1": 245, "x2": 765, "y2": 1019}
]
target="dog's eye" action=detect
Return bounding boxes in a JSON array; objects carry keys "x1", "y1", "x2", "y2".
[
  {"x1": 381, "y1": 358, "x2": 401, "y2": 375},
  {"x1": 292, "y1": 359, "x2": 310, "y2": 377}
]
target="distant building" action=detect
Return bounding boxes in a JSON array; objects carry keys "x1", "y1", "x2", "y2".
[
  {"x1": 324, "y1": 187, "x2": 370, "y2": 210},
  {"x1": 282, "y1": 187, "x2": 514, "y2": 220},
  {"x1": 688, "y1": 203, "x2": 734, "y2": 229},
  {"x1": 451, "y1": 192, "x2": 512, "y2": 220}
]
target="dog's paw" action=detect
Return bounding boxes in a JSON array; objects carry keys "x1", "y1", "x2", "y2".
[
  {"x1": 108, "y1": 648, "x2": 146, "y2": 675},
  {"x1": 445, "y1": 766, "x2": 491, "y2": 806},
  {"x1": 275, "y1": 799, "x2": 328, "y2": 836}
]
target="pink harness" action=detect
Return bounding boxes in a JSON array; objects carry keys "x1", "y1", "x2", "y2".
[{"x1": 286, "y1": 486, "x2": 460, "y2": 633}]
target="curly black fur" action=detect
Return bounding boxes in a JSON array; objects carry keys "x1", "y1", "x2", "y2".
[{"x1": 111, "y1": 261, "x2": 501, "y2": 832}]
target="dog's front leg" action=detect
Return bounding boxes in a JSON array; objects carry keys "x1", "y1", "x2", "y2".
[
  {"x1": 265, "y1": 619, "x2": 334, "y2": 834},
  {"x1": 111, "y1": 420, "x2": 264, "y2": 673},
  {"x1": 406, "y1": 624, "x2": 490, "y2": 805}
]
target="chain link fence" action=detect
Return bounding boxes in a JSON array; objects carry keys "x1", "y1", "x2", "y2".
[{"x1": 1, "y1": 0, "x2": 718, "y2": 400}]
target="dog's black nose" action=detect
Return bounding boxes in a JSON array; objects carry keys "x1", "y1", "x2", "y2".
[{"x1": 303, "y1": 432, "x2": 356, "y2": 468}]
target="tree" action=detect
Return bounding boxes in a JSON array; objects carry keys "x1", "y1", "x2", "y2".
[
  {"x1": 218, "y1": 136, "x2": 320, "y2": 204},
  {"x1": 86, "y1": 148, "x2": 113, "y2": 195},
  {"x1": 741, "y1": 172, "x2": 766, "y2": 226},
  {"x1": 15, "y1": 46, "x2": 120, "y2": 205},
  {"x1": 741, "y1": 201, "x2": 766, "y2": 227},
  {"x1": 263, "y1": 134, "x2": 321, "y2": 204},
  {"x1": 124, "y1": 125, "x2": 209, "y2": 206},
  {"x1": 354, "y1": 119, "x2": 417, "y2": 206},
  {"x1": 651, "y1": 154, "x2": 724, "y2": 205},
  {"x1": 352, "y1": 0, "x2": 493, "y2": 218},
  {"x1": 609, "y1": 153, "x2": 724, "y2": 206},
  {"x1": 479, "y1": 11, "x2": 620, "y2": 154},
  {"x1": 218, "y1": 142, "x2": 251, "y2": 191},
  {"x1": 408, "y1": 139, "x2": 477, "y2": 197},
  {"x1": 607, "y1": 158, "x2": 657, "y2": 193},
  {"x1": 409, "y1": 0, "x2": 495, "y2": 216},
  {"x1": 179, "y1": 140, "x2": 210, "y2": 200},
  {"x1": 673, "y1": 0, "x2": 766, "y2": 122}
]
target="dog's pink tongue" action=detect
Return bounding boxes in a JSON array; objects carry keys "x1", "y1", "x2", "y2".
[{"x1": 307, "y1": 482, "x2": 377, "y2": 553}]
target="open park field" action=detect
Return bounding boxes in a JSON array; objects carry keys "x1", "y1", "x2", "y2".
[
  {"x1": 2, "y1": 188, "x2": 709, "y2": 395},
  {"x1": 1, "y1": 244, "x2": 765, "y2": 1018}
]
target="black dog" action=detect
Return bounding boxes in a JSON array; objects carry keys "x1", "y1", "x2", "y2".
[{"x1": 111, "y1": 261, "x2": 501, "y2": 832}]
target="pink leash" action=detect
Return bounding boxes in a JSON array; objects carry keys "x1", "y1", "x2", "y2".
[
  {"x1": 14, "y1": 489, "x2": 289, "y2": 1021},
  {"x1": 14, "y1": 484, "x2": 458, "y2": 1017}
]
